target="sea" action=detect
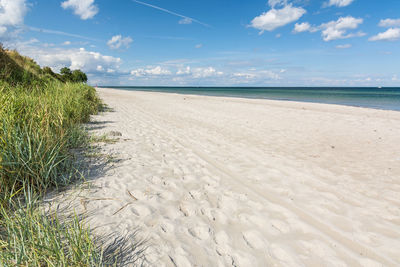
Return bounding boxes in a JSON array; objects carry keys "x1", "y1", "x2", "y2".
[{"x1": 103, "y1": 87, "x2": 400, "y2": 112}]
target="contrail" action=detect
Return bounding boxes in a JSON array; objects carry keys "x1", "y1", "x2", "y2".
[
  {"x1": 26, "y1": 26, "x2": 101, "y2": 42},
  {"x1": 132, "y1": 0, "x2": 211, "y2": 28}
]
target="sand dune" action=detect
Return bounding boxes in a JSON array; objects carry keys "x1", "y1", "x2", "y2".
[{"x1": 62, "y1": 88, "x2": 400, "y2": 266}]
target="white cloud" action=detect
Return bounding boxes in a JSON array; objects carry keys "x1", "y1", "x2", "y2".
[
  {"x1": 233, "y1": 73, "x2": 257, "y2": 79},
  {"x1": 294, "y1": 22, "x2": 311, "y2": 32},
  {"x1": 268, "y1": 0, "x2": 287, "y2": 8},
  {"x1": 63, "y1": 41, "x2": 71, "y2": 45},
  {"x1": 232, "y1": 69, "x2": 283, "y2": 82},
  {"x1": 179, "y1": 17, "x2": 192, "y2": 24},
  {"x1": 259, "y1": 70, "x2": 282, "y2": 80},
  {"x1": 320, "y1": 16, "x2": 364, "y2": 41},
  {"x1": 293, "y1": 22, "x2": 318, "y2": 33},
  {"x1": 250, "y1": 4, "x2": 306, "y2": 33},
  {"x1": 195, "y1": 43, "x2": 203, "y2": 49},
  {"x1": 379, "y1": 18, "x2": 400, "y2": 28},
  {"x1": 0, "y1": 0, "x2": 27, "y2": 37},
  {"x1": 336, "y1": 44, "x2": 352, "y2": 49},
  {"x1": 369, "y1": 28, "x2": 400, "y2": 41},
  {"x1": 177, "y1": 66, "x2": 191, "y2": 75},
  {"x1": 175, "y1": 66, "x2": 223, "y2": 78},
  {"x1": 292, "y1": 17, "x2": 364, "y2": 41},
  {"x1": 131, "y1": 66, "x2": 171, "y2": 77},
  {"x1": 325, "y1": 0, "x2": 354, "y2": 7},
  {"x1": 107, "y1": 35, "x2": 133, "y2": 50},
  {"x1": 171, "y1": 66, "x2": 286, "y2": 84},
  {"x1": 61, "y1": 0, "x2": 98, "y2": 20},
  {"x1": 192, "y1": 67, "x2": 223, "y2": 78},
  {"x1": 12, "y1": 41, "x2": 121, "y2": 74}
]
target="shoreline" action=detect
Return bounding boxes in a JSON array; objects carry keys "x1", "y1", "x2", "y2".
[
  {"x1": 77, "y1": 87, "x2": 400, "y2": 265},
  {"x1": 97, "y1": 86, "x2": 400, "y2": 113}
]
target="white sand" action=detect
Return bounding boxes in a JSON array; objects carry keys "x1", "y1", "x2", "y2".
[{"x1": 67, "y1": 88, "x2": 400, "y2": 266}]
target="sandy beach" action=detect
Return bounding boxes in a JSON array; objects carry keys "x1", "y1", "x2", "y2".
[{"x1": 65, "y1": 88, "x2": 400, "y2": 266}]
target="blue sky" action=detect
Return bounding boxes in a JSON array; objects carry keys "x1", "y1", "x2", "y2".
[{"x1": 1, "y1": 0, "x2": 400, "y2": 86}]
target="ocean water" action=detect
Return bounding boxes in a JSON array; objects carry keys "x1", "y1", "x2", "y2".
[{"x1": 104, "y1": 87, "x2": 400, "y2": 111}]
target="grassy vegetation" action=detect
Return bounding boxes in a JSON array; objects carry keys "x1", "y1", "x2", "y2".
[
  {"x1": 0, "y1": 45, "x2": 140, "y2": 266},
  {"x1": 0, "y1": 200, "x2": 103, "y2": 266},
  {"x1": 0, "y1": 81, "x2": 99, "y2": 203}
]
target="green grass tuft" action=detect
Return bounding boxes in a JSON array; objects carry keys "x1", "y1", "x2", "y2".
[{"x1": 0, "y1": 199, "x2": 104, "y2": 266}]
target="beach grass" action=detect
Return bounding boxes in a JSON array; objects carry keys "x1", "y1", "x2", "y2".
[
  {"x1": 0, "y1": 46, "x2": 141, "y2": 265},
  {"x1": 0, "y1": 81, "x2": 100, "y2": 204},
  {"x1": 0, "y1": 196, "x2": 104, "y2": 266}
]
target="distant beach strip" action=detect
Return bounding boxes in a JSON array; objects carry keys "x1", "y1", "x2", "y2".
[{"x1": 102, "y1": 87, "x2": 400, "y2": 112}]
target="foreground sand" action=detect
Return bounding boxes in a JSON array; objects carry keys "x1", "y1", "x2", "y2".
[{"x1": 66, "y1": 88, "x2": 400, "y2": 266}]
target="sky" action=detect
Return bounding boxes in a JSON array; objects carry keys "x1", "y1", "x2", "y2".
[{"x1": 0, "y1": 0, "x2": 399, "y2": 87}]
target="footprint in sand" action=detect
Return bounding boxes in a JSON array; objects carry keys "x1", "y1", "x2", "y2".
[
  {"x1": 269, "y1": 219, "x2": 291, "y2": 234},
  {"x1": 159, "y1": 190, "x2": 174, "y2": 201},
  {"x1": 130, "y1": 204, "x2": 151, "y2": 217},
  {"x1": 147, "y1": 175, "x2": 162, "y2": 185},
  {"x1": 169, "y1": 247, "x2": 191, "y2": 267},
  {"x1": 268, "y1": 243, "x2": 299, "y2": 266},
  {"x1": 214, "y1": 231, "x2": 232, "y2": 256},
  {"x1": 169, "y1": 254, "x2": 191, "y2": 267},
  {"x1": 188, "y1": 225, "x2": 211, "y2": 240},
  {"x1": 230, "y1": 252, "x2": 257, "y2": 267},
  {"x1": 242, "y1": 230, "x2": 266, "y2": 250},
  {"x1": 200, "y1": 207, "x2": 216, "y2": 222},
  {"x1": 214, "y1": 230, "x2": 230, "y2": 245},
  {"x1": 217, "y1": 195, "x2": 238, "y2": 214},
  {"x1": 182, "y1": 174, "x2": 196, "y2": 182},
  {"x1": 160, "y1": 220, "x2": 175, "y2": 234},
  {"x1": 202, "y1": 175, "x2": 220, "y2": 187},
  {"x1": 214, "y1": 210, "x2": 229, "y2": 224},
  {"x1": 164, "y1": 206, "x2": 182, "y2": 220},
  {"x1": 163, "y1": 180, "x2": 178, "y2": 189},
  {"x1": 179, "y1": 201, "x2": 197, "y2": 217},
  {"x1": 188, "y1": 190, "x2": 202, "y2": 200},
  {"x1": 298, "y1": 240, "x2": 346, "y2": 266}
]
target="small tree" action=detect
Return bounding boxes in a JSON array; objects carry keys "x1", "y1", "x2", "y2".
[
  {"x1": 60, "y1": 67, "x2": 73, "y2": 82},
  {"x1": 72, "y1": 69, "x2": 88, "y2": 83},
  {"x1": 60, "y1": 67, "x2": 72, "y2": 76}
]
